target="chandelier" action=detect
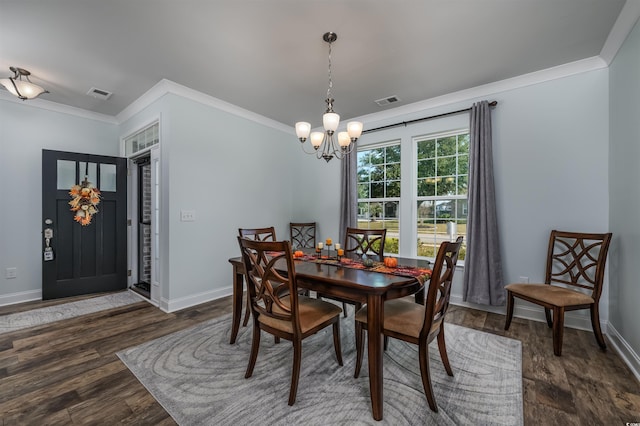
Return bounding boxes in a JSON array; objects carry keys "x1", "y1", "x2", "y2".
[
  {"x1": 0, "y1": 67, "x2": 49, "y2": 100},
  {"x1": 295, "y1": 32, "x2": 363, "y2": 162}
]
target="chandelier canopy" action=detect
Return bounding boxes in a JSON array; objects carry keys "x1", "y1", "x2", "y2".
[
  {"x1": 295, "y1": 32, "x2": 363, "y2": 162},
  {"x1": 0, "y1": 67, "x2": 49, "y2": 100}
]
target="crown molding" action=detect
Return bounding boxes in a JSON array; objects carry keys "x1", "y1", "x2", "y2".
[
  {"x1": 351, "y1": 56, "x2": 608, "y2": 128},
  {"x1": 600, "y1": 0, "x2": 640, "y2": 65},
  {"x1": 116, "y1": 79, "x2": 292, "y2": 134},
  {"x1": 0, "y1": 90, "x2": 117, "y2": 124}
]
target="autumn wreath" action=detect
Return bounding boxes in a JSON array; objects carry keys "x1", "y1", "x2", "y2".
[{"x1": 69, "y1": 177, "x2": 101, "y2": 226}]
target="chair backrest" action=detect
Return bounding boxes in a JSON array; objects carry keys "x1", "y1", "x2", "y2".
[
  {"x1": 422, "y1": 236, "x2": 463, "y2": 337},
  {"x1": 238, "y1": 227, "x2": 276, "y2": 241},
  {"x1": 290, "y1": 222, "x2": 316, "y2": 249},
  {"x1": 545, "y1": 230, "x2": 612, "y2": 302},
  {"x1": 237, "y1": 237, "x2": 302, "y2": 335},
  {"x1": 344, "y1": 227, "x2": 387, "y2": 260}
]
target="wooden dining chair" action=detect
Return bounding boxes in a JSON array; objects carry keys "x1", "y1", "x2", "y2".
[
  {"x1": 290, "y1": 222, "x2": 316, "y2": 249},
  {"x1": 238, "y1": 227, "x2": 277, "y2": 326},
  {"x1": 344, "y1": 227, "x2": 387, "y2": 261},
  {"x1": 323, "y1": 227, "x2": 388, "y2": 317},
  {"x1": 353, "y1": 237, "x2": 463, "y2": 412},
  {"x1": 238, "y1": 237, "x2": 343, "y2": 405},
  {"x1": 504, "y1": 230, "x2": 612, "y2": 356}
]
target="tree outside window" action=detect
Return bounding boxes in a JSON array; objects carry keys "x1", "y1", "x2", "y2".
[
  {"x1": 416, "y1": 131, "x2": 468, "y2": 259},
  {"x1": 357, "y1": 142, "x2": 400, "y2": 254}
]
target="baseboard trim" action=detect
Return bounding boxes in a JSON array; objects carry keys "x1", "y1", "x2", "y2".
[
  {"x1": 449, "y1": 294, "x2": 604, "y2": 331},
  {"x1": 606, "y1": 322, "x2": 640, "y2": 383},
  {"x1": 0, "y1": 289, "x2": 42, "y2": 307},
  {"x1": 160, "y1": 287, "x2": 233, "y2": 313}
]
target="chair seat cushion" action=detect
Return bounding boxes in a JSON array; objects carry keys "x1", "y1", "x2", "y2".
[
  {"x1": 505, "y1": 283, "x2": 594, "y2": 307},
  {"x1": 355, "y1": 298, "x2": 438, "y2": 339},
  {"x1": 259, "y1": 296, "x2": 342, "y2": 334}
]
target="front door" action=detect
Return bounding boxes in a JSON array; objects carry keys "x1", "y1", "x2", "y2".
[{"x1": 42, "y1": 150, "x2": 127, "y2": 299}]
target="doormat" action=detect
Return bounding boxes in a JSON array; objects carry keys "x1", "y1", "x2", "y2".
[{"x1": 0, "y1": 291, "x2": 145, "y2": 334}]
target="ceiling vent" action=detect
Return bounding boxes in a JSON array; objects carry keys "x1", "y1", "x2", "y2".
[
  {"x1": 374, "y1": 95, "x2": 400, "y2": 107},
  {"x1": 87, "y1": 87, "x2": 112, "y2": 100}
]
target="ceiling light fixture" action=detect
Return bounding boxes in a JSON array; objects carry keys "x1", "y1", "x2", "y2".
[
  {"x1": 295, "y1": 32, "x2": 363, "y2": 162},
  {"x1": 0, "y1": 66, "x2": 49, "y2": 100}
]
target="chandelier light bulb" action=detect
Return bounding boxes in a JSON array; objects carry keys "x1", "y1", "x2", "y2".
[
  {"x1": 310, "y1": 132, "x2": 324, "y2": 148},
  {"x1": 347, "y1": 121, "x2": 363, "y2": 140},
  {"x1": 323, "y1": 112, "x2": 340, "y2": 132},
  {"x1": 338, "y1": 132, "x2": 351, "y2": 147},
  {"x1": 295, "y1": 122, "x2": 311, "y2": 141}
]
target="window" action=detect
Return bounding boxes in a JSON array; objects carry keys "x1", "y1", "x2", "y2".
[
  {"x1": 125, "y1": 122, "x2": 159, "y2": 156},
  {"x1": 415, "y1": 130, "x2": 468, "y2": 259},
  {"x1": 357, "y1": 142, "x2": 401, "y2": 254}
]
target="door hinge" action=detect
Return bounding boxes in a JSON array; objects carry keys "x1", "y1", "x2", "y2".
[
  {"x1": 127, "y1": 219, "x2": 132, "y2": 226},
  {"x1": 127, "y1": 269, "x2": 132, "y2": 277}
]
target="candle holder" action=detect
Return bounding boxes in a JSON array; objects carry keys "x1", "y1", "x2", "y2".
[{"x1": 325, "y1": 240, "x2": 332, "y2": 258}]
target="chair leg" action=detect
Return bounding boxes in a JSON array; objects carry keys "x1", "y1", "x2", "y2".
[
  {"x1": 504, "y1": 291, "x2": 515, "y2": 330},
  {"x1": 342, "y1": 302, "x2": 348, "y2": 318},
  {"x1": 289, "y1": 339, "x2": 302, "y2": 406},
  {"x1": 590, "y1": 304, "x2": 607, "y2": 350},
  {"x1": 437, "y1": 326, "x2": 453, "y2": 376},
  {"x1": 383, "y1": 335, "x2": 389, "y2": 351},
  {"x1": 332, "y1": 321, "x2": 344, "y2": 366},
  {"x1": 552, "y1": 307, "x2": 565, "y2": 356},
  {"x1": 242, "y1": 290, "x2": 251, "y2": 327},
  {"x1": 245, "y1": 322, "x2": 261, "y2": 378},
  {"x1": 354, "y1": 321, "x2": 364, "y2": 378},
  {"x1": 544, "y1": 308, "x2": 553, "y2": 328},
  {"x1": 418, "y1": 340, "x2": 438, "y2": 412}
]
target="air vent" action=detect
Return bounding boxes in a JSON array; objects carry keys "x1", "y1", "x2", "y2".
[
  {"x1": 374, "y1": 96, "x2": 401, "y2": 107},
  {"x1": 87, "y1": 87, "x2": 112, "y2": 100}
]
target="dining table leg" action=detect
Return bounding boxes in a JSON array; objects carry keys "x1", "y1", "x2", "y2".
[
  {"x1": 230, "y1": 265, "x2": 244, "y2": 344},
  {"x1": 367, "y1": 293, "x2": 384, "y2": 421}
]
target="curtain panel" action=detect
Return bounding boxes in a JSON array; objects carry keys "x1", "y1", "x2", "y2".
[
  {"x1": 462, "y1": 100, "x2": 505, "y2": 306},
  {"x1": 339, "y1": 148, "x2": 357, "y2": 245}
]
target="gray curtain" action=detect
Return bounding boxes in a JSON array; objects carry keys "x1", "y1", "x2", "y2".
[
  {"x1": 339, "y1": 147, "x2": 357, "y2": 245},
  {"x1": 462, "y1": 101, "x2": 505, "y2": 306}
]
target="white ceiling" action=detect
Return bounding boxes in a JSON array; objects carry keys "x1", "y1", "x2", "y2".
[{"x1": 0, "y1": 0, "x2": 634, "y2": 127}]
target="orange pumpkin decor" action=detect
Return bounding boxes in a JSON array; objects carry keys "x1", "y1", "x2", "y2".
[
  {"x1": 69, "y1": 177, "x2": 101, "y2": 226},
  {"x1": 293, "y1": 250, "x2": 304, "y2": 258},
  {"x1": 384, "y1": 257, "x2": 398, "y2": 268}
]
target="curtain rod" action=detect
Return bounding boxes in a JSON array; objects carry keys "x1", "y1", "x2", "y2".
[{"x1": 361, "y1": 100, "x2": 498, "y2": 135}]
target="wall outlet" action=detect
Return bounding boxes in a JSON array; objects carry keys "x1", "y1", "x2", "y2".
[
  {"x1": 6, "y1": 267, "x2": 17, "y2": 279},
  {"x1": 518, "y1": 276, "x2": 529, "y2": 283},
  {"x1": 180, "y1": 210, "x2": 196, "y2": 222}
]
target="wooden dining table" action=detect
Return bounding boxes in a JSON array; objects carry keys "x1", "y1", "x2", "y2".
[{"x1": 228, "y1": 252, "x2": 428, "y2": 421}]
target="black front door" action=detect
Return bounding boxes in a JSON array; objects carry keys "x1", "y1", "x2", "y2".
[{"x1": 42, "y1": 150, "x2": 127, "y2": 299}]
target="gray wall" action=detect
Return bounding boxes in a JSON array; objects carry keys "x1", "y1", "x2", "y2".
[
  {"x1": 609, "y1": 18, "x2": 640, "y2": 360},
  {"x1": 0, "y1": 100, "x2": 118, "y2": 304}
]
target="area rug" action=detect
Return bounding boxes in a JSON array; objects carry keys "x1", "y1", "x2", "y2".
[
  {"x1": 0, "y1": 291, "x2": 144, "y2": 334},
  {"x1": 118, "y1": 312, "x2": 523, "y2": 425}
]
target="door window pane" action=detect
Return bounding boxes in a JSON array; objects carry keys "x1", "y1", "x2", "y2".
[
  {"x1": 100, "y1": 164, "x2": 117, "y2": 192},
  {"x1": 78, "y1": 162, "x2": 97, "y2": 185},
  {"x1": 57, "y1": 160, "x2": 76, "y2": 189}
]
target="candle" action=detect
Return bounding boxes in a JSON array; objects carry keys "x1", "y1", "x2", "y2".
[
  {"x1": 317, "y1": 242, "x2": 324, "y2": 249},
  {"x1": 326, "y1": 238, "x2": 332, "y2": 245},
  {"x1": 337, "y1": 248, "x2": 344, "y2": 256},
  {"x1": 335, "y1": 243, "x2": 341, "y2": 250}
]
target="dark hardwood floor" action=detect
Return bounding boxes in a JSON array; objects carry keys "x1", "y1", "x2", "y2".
[{"x1": 0, "y1": 293, "x2": 638, "y2": 425}]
